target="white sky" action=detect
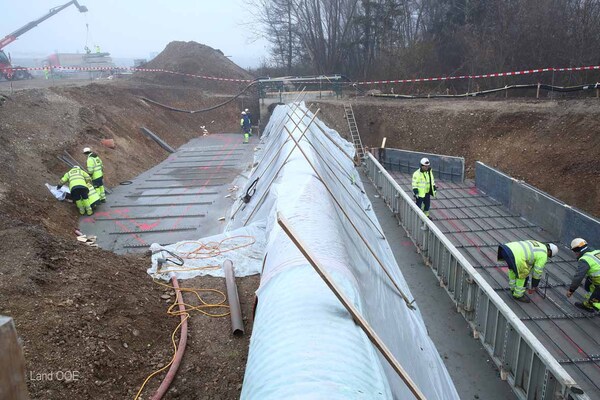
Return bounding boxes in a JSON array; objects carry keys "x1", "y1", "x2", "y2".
[{"x1": 2, "y1": 0, "x2": 269, "y2": 68}]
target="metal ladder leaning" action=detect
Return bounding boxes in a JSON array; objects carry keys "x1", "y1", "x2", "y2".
[{"x1": 343, "y1": 103, "x2": 365, "y2": 161}]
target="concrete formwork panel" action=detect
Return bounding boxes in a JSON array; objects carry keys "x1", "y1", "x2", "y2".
[
  {"x1": 379, "y1": 148, "x2": 465, "y2": 182},
  {"x1": 476, "y1": 162, "x2": 600, "y2": 250},
  {"x1": 369, "y1": 158, "x2": 599, "y2": 400}
]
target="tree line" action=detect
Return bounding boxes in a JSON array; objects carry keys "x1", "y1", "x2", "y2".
[{"x1": 250, "y1": 0, "x2": 600, "y2": 88}]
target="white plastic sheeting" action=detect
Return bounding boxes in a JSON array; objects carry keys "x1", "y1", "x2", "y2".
[
  {"x1": 46, "y1": 183, "x2": 69, "y2": 200},
  {"x1": 233, "y1": 103, "x2": 459, "y2": 399},
  {"x1": 148, "y1": 223, "x2": 267, "y2": 279}
]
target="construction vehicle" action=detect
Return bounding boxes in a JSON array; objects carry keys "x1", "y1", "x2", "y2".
[{"x1": 0, "y1": 1, "x2": 88, "y2": 80}]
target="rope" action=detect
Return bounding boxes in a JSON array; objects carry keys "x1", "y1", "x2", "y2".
[
  {"x1": 138, "y1": 80, "x2": 259, "y2": 114},
  {"x1": 134, "y1": 236, "x2": 255, "y2": 398},
  {"x1": 174, "y1": 235, "x2": 256, "y2": 259}
]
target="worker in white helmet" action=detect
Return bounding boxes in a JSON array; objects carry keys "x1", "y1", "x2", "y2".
[
  {"x1": 412, "y1": 157, "x2": 437, "y2": 218},
  {"x1": 240, "y1": 111, "x2": 251, "y2": 143},
  {"x1": 567, "y1": 238, "x2": 600, "y2": 312},
  {"x1": 497, "y1": 240, "x2": 559, "y2": 303},
  {"x1": 83, "y1": 147, "x2": 106, "y2": 202}
]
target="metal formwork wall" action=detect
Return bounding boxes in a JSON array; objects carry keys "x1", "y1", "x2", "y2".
[{"x1": 364, "y1": 153, "x2": 588, "y2": 400}]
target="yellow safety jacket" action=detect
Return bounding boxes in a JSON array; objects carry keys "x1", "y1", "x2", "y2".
[
  {"x1": 59, "y1": 167, "x2": 91, "y2": 190},
  {"x1": 412, "y1": 168, "x2": 436, "y2": 198},
  {"x1": 87, "y1": 154, "x2": 104, "y2": 180},
  {"x1": 87, "y1": 183, "x2": 100, "y2": 205},
  {"x1": 506, "y1": 240, "x2": 548, "y2": 279},
  {"x1": 580, "y1": 250, "x2": 600, "y2": 285}
]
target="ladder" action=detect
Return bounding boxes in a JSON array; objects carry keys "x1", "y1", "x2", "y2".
[{"x1": 344, "y1": 103, "x2": 365, "y2": 161}]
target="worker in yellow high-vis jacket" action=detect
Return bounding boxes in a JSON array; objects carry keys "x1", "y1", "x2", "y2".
[
  {"x1": 497, "y1": 240, "x2": 558, "y2": 303},
  {"x1": 58, "y1": 166, "x2": 93, "y2": 215},
  {"x1": 83, "y1": 147, "x2": 106, "y2": 202},
  {"x1": 412, "y1": 157, "x2": 437, "y2": 217},
  {"x1": 240, "y1": 111, "x2": 251, "y2": 143},
  {"x1": 566, "y1": 238, "x2": 600, "y2": 313}
]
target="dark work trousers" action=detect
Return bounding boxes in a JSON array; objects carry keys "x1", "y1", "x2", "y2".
[
  {"x1": 498, "y1": 245, "x2": 530, "y2": 286},
  {"x1": 70, "y1": 185, "x2": 89, "y2": 201},
  {"x1": 584, "y1": 278, "x2": 600, "y2": 301},
  {"x1": 416, "y1": 193, "x2": 431, "y2": 216},
  {"x1": 92, "y1": 176, "x2": 103, "y2": 188}
]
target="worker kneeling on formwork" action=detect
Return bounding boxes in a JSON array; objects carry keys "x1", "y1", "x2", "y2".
[
  {"x1": 497, "y1": 240, "x2": 558, "y2": 303},
  {"x1": 566, "y1": 238, "x2": 600, "y2": 313},
  {"x1": 57, "y1": 166, "x2": 93, "y2": 216}
]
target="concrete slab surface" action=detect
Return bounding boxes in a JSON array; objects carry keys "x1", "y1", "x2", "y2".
[{"x1": 79, "y1": 133, "x2": 255, "y2": 254}]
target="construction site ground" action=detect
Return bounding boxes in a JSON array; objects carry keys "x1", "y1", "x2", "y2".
[{"x1": 1, "y1": 42, "x2": 599, "y2": 397}]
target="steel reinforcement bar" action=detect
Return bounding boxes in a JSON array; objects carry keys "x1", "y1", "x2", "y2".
[{"x1": 364, "y1": 152, "x2": 588, "y2": 400}]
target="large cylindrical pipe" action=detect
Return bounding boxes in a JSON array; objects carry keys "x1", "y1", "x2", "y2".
[{"x1": 223, "y1": 259, "x2": 244, "y2": 335}]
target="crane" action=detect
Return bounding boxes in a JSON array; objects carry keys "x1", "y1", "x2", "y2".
[{"x1": 0, "y1": 1, "x2": 88, "y2": 80}]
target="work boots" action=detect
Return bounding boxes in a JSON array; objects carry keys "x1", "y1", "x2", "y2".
[
  {"x1": 513, "y1": 295, "x2": 531, "y2": 303},
  {"x1": 574, "y1": 301, "x2": 596, "y2": 313},
  {"x1": 75, "y1": 200, "x2": 86, "y2": 215}
]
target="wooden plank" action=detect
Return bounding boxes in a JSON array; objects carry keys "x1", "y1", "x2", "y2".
[
  {"x1": 0, "y1": 316, "x2": 30, "y2": 400},
  {"x1": 277, "y1": 213, "x2": 427, "y2": 400}
]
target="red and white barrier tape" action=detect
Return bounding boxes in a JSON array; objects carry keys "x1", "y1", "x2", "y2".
[
  {"x1": 8, "y1": 65, "x2": 253, "y2": 83},
  {"x1": 355, "y1": 65, "x2": 600, "y2": 85},
  {"x1": 6, "y1": 64, "x2": 600, "y2": 85}
]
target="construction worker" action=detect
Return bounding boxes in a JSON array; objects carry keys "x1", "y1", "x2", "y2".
[
  {"x1": 58, "y1": 166, "x2": 93, "y2": 215},
  {"x1": 566, "y1": 238, "x2": 600, "y2": 312},
  {"x1": 83, "y1": 147, "x2": 106, "y2": 202},
  {"x1": 412, "y1": 157, "x2": 437, "y2": 218},
  {"x1": 497, "y1": 240, "x2": 558, "y2": 302},
  {"x1": 244, "y1": 108, "x2": 253, "y2": 134},
  {"x1": 240, "y1": 111, "x2": 251, "y2": 144},
  {"x1": 87, "y1": 183, "x2": 101, "y2": 210}
]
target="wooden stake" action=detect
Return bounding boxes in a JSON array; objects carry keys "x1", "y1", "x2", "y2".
[
  {"x1": 0, "y1": 316, "x2": 29, "y2": 400},
  {"x1": 536, "y1": 82, "x2": 541, "y2": 99},
  {"x1": 277, "y1": 213, "x2": 427, "y2": 400}
]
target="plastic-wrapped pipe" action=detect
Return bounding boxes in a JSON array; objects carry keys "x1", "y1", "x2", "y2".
[{"x1": 223, "y1": 259, "x2": 245, "y2": 335}]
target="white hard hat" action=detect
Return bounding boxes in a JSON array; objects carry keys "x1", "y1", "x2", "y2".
[
  {"x1": 241, "y1": 111, "x2": 246, "y2": 115},
  {"x1": 83, "y1": 147, "x2": 91, "y2": 154},
  {"x1": 570, "y1": 238, "x2": 588, "y2": 252},
  {"x1": 420, "y1": 157, "x2": 430, "y2": 166},
  {"x1": 244, "y1": 108, "x2": 249, "y2": 112},
  {"x1": 547, "y1": 243, "x2": 558, "y2": 257}
]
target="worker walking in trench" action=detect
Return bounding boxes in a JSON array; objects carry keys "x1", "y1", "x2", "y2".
[
  {"x1": 240, "y1": 111, "x2": 251, "y2": 144},
  {"x1": 566, "y1": 238, "x2": 600, "y2": 313},
  {"x1": 412, "y1": 157, "x2": 437, "y2": 218},
  {"x1": 83, "y1": 147, "x2": 106, "y2": 202},
  {"x1": 497, "y1": 240, "x2": 558, "y2": 303},
  {"x1": 58, "y1": 166, "x2": 93, "y2": 216}
]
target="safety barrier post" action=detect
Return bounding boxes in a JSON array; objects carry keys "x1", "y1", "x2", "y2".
[{"x1": 0, "y1": 316, "x2": 29, "y2": 400}]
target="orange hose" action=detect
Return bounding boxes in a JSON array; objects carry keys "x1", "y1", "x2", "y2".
[{"x1": 151, "y1": 275, "x2": 188, "y2": 400}]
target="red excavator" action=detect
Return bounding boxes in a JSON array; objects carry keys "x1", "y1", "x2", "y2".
[{"x1": 0, "y1": 1, "x2": 88, "y2": 80}]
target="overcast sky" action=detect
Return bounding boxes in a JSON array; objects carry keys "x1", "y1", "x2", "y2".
[{"x1": 3, "y1": 0, "x2": 269, "y2": 68}]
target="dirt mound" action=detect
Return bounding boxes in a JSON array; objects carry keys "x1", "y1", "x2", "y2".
[
  {"x1": 314, "y1": 98, "x2": 600, "y2": 218},
  {"x1": 0, "y1": 221, "x2": 175, "y2": 399},
  {"x1": 135, "y1": 41, "x2": 255, "y2": 94}
]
